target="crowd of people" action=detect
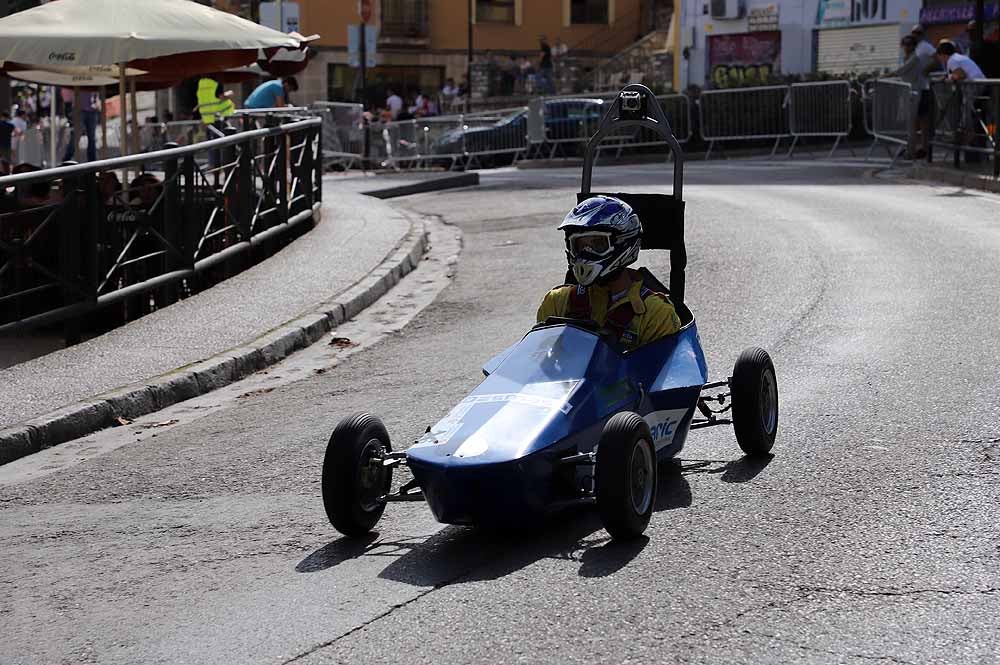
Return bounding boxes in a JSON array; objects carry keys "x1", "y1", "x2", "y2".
[{"x1": 894, "y1": 21, "x2": 999, "y2": 159}]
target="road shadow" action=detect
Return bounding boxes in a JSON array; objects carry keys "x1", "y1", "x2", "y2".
[
  {"x1": 297, "y1": 459, "x2": 694, "y2": 585},
  {"x1": 678, "y1": 454, "x2": 773, "y2": 484}
]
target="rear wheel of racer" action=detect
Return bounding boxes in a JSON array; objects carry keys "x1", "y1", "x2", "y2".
[
  {"x1": 322, "y1": 413, "x2": 393, "y2": 537},
  {"x1": 595, "y1": 412, "x2": 657, "y2": 540},
  {"x1": 731, "y1": 347, "x2": 778, "y2": 457}
]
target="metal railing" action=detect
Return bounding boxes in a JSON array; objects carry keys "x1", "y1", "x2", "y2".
[
  {"x1": 0, "y1": 117, "x2": 323, "y2": 340},
  {"x1": 929, "y1": 77, "x2": 1000, "y2": 176},
  {"x1": 699, "y1": 85, "x2": 791, "y2": 159},
  {"x1": 787, "y1": 80, "x2": 853, "y2": 158}
]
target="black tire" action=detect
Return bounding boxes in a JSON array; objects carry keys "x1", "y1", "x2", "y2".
[
  {"x1": 322, "y1": 413, "x2": 393, "y2": 537},
  {"x1": 731, "y1": 347, "x2": 779, "y2": 457},
  {"x1": 595, "y1": 412, "x2": 658, "y2": 540}
]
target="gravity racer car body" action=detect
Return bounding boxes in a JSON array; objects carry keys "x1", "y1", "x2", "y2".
[{"x1": 321, "y1": 85, "x2": 779, "y2": 540}]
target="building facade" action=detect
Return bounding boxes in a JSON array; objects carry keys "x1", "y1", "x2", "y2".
[
  {"x1": 295, "y1": 0, "x2": 663, "y2": 107},
  {"x1": 678, "y1": 0, "x2": 927, "y2": 88}
]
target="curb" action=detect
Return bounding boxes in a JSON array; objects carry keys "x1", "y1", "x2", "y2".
[
  {"x1": 362, "y1": 172, "x2": 479, "y2": 199},
  {"x1": 910, "y1": 162, "x2": 1000, "y2": 194},
  {"x1": 0, "y1": 220, "x2": 430, "y2": 466}
]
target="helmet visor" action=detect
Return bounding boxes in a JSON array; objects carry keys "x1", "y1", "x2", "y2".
[{"x1": 569, "y1": 231, "x2": 613, "y2": 259}]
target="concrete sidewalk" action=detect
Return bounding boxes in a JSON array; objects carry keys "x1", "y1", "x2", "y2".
[
  {"x1": 911, "y1": 161, "x2": 1000, "y2": 193},
  {"x1": 0, "y1": 176, "x2": 431, "y2": 462}
]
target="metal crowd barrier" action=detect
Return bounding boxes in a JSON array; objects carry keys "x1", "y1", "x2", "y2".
[
  {"x1": 593, "y1": 94, "x2": 693, "y2": 160},
  {"x1": 0, "y1": 117, "x2": 323, "y2": 341},
  {"x1": 367, "y1": 107, "x2": 529, "y2": 170},
  {"x1": 787, "y1": 80, "x2": 853, "y2": 158},
  {"x1": 699, "y1": 85, "x2": 791, "y2": 159},
  {"x1": 866, "y1": 79, "x2": 914, "y2": 165},
  {"x1": 312, "y1": 101, "x2": 366, "y2": 170},
  {"x1": 929, "y1": 77, "x2": 1000, "y2": 176}
]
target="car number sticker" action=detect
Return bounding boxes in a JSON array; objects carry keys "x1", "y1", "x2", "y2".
[{"x1": 644, "y1": 409, "x2": 689, "y2": 450}]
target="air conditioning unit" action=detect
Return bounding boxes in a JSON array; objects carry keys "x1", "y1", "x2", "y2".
[{"x1": 710, "y1": 0, "x2": 744, "y2": 19}]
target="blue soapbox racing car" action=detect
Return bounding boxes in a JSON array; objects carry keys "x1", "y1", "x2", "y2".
[{"x1": 321, "y1": 85, "x2": 778, "y2": 540}]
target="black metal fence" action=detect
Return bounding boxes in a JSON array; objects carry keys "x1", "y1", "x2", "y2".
[{"x1": 0, "y1": 116, "x2": 323, "y2": 343}]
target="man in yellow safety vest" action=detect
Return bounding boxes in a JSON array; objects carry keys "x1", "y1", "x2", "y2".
[{"x1": 195, "y1": 77, "x2": 236, "y2": 126}]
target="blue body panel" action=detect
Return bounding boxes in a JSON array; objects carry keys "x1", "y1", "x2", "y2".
[{"x1": 406, "y1": 323, "x2": 709, "y2": 525}]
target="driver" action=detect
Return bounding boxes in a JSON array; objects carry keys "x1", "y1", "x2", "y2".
[{"x1": 536, "y1": 195, "x2": 681, "y2": 350}]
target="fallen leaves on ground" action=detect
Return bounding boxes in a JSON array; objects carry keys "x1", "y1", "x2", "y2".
[
  {"x1": 329, "y1": 337, "x2": 356, "y2": 348},
  {"x1": 114, "y1": 416, "x2": 132, "y2": 426},
  {"x1": 138, "y1": 419, "x2": 179, "y2": 430}
]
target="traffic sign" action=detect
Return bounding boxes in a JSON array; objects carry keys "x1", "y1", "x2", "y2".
[
  {"x1": 347, "y1": 24, "x2": 378, "y2": 69},
  {"x1": 359, "y1": 0, "x2": 372, "y2": 23}
]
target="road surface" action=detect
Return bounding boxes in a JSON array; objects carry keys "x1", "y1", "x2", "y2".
[{"x1": 3, "y1": 160, "x2": 999, "y2": 665}]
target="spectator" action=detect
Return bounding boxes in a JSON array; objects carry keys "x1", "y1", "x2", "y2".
[
  {"x1": 538, "y1": 35, "x2": 555, "y2": 94},
  {"x1": 937, "y1": 39, "x2": 985, "y2": 81},
  {"x1": 894, "y1": 36, "x2": 931, "y2": 158},
  {"x1": 63, "y1": 92, "x2": 100, "y2": 163},
  {"x1": 554, "y1": 38, "x2": 569, "y2": 59},
  {"x1": 937, "y1": 40, "x2": 986, "y2": 158},
  {"x1": 954, "y1": 20, "x2": 976, "y2": 55},
  {"x1": 911, "y1": 25, "x2": 939, "y2": 72},
  {"x1": 385, "y1": 88, "x2": 403, "y2": 120},
  {"x1": 99, "y1": 171, "x2": 128, "y2": 206},
  {"x1": 129, "y1": 173, "x2": 162, "y2": 209},
  {"x1": 12, "y1": 163, "x2": 60, "y2": 208},
  {"x1": 244, "y1": 76, "x2": 299, "y2": 110},
  {"x1": 0, "y1": 112, "x2": 15, "y2": 162}
]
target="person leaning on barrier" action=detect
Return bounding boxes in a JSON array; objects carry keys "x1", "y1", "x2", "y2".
[
  {"x1": 895, "y1": 35, "x2": 931, "y2": 158},
  {"x1": 244, "y1": 76, "x2": 299, "y2": 110},
  {"x1": 937, "y1": 40, "x2": 986, "y2": 153}
]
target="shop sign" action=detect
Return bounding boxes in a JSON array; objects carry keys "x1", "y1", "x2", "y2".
[
  {"x1": 919, "y1": 3, "x2": 999, "y2": 25},
  {"x1": 748, "y1": 4, "x2": 779, "y2": 32}
]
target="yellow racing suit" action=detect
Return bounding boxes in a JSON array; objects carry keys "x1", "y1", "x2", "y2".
[{"x1": 536, "y1": 270, "x2": 682, "y2": 351}]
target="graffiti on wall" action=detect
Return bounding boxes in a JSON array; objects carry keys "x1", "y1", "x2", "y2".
[{"x1": 708, "y1": 31, "x2": 781, "y2": 88}]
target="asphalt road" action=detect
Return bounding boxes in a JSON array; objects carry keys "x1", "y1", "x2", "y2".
[{"x1": 3, "y1": 160, "x2": 1000, "y2": 665}]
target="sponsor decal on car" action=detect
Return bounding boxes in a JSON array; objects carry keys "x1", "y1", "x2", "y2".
[{"x1": 644, "y1": 409, "x2": 689, "y2": 450}]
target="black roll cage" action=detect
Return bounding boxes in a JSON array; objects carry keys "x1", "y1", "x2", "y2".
[{"x1": 577, "y1": 84, "x2": 688, "y2": 305}]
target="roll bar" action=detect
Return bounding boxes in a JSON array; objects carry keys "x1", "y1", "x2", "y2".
[{"x1": 577, "y1": 84, "x2": 688, "y2": 304}]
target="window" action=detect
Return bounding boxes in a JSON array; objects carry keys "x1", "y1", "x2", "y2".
[
  {"x1": 477, "y1": 0, "x2": 516, "y2": 23},
  {"x1": 571, "y1": 0, "x2": 609, "y2": 24}
]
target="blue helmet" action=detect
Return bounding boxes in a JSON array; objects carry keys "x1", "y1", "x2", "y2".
[{"x1": 558, "y1": 195, "x2": 642, "y2": 286}]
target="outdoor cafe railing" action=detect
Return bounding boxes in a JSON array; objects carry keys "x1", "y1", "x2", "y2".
[{"x1": 0, "y1": 116, "x2": 323, "y2": 341}]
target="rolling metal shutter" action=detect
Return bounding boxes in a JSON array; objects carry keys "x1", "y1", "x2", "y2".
[{"x1": 816, "y1": 24, "x2": 901, "y2": 74}]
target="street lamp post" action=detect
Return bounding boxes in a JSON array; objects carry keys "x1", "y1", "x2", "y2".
[{"x1": 467, "y1": 0, "x2": 473, "y2": 112}]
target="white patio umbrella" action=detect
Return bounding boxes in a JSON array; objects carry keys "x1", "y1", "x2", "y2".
[{"x1": 0, "y1": 0, "x2": 305, "y2": 166}]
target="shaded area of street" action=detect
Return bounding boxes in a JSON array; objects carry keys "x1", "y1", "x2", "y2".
[{"x1": 2, "y1": 160, "x2": 999, "y2": 664}]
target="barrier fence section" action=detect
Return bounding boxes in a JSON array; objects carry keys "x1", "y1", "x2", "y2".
[
  {"x1": 699, "y1": 85, "x2": 791, "y2": 159},
  {"x1": 593, "y1": 94, "x2": 692, "y2": 159},
  {"x1": 787, "y1": 80, "x2": 853, "y2": 157},
  {"x1": 866, "y1": 79, "x2": 914, "y2": 165},
  {"x1": 929, "y1": 78, "x2": 1000, "y2": 176},
  {"x1": 0, "y1": 117, "x2": 323, "y2": 341},
  {"x1": 368, "y1": 107, "x2": 528, "y2": 170},
  {"x1": 312, "y1": 101, "x2": 365, "y2": 169}
]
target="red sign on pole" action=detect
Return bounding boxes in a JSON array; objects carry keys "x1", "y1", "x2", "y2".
[{"x1": 359, "y1": 0, "x2": 373, "y2": 23}]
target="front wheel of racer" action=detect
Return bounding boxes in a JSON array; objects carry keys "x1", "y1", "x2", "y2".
[
  {"x1": 322, "y1": 413, "x2": 394, "y2": 537},
  {"x1": 595, "y1": 412, "x2": 658, "y2": 540},
  {"x1": 731, "y1": 347, "x2": 779, "y2": 457}
]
